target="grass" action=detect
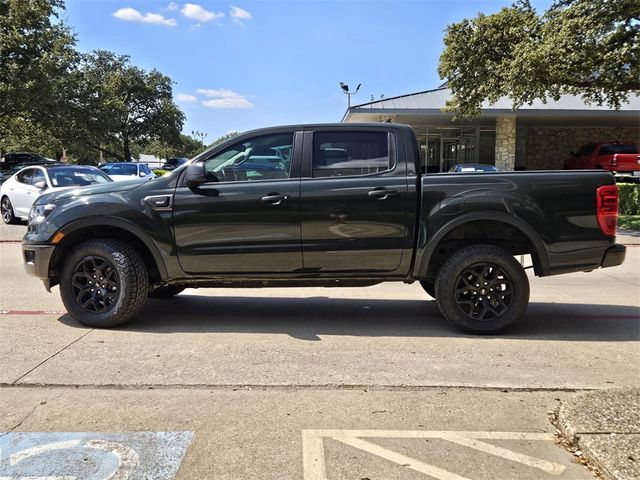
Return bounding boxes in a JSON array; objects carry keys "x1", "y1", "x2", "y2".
[{"x1": 618, "y1": 215, "x2": 640, "y2": 232}]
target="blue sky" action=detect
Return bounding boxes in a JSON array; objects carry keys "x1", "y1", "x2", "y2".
[{"x1": 65, "y1": 0, "x2": 552, "y2": 142}]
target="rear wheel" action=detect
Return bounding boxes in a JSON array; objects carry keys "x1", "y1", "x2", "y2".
[
  {"x1": 435, "y1": 244, "x2": 529, "y2": 334},
  {"x1": 148, "y1": 285, "x2": 185, "y2": 298},
  {"x1": 1, "y1": 196, "x2": 18, "y2": 224},
  {"x1": 60, "y1": 239, "x2": 148, "y2": 328}
]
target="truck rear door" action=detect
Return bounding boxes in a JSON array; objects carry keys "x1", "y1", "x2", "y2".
[{"x1": 299, "y1": 128, "x2": 409, "y2": 273}]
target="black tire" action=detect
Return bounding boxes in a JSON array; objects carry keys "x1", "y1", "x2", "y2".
[
  {"x1": 435, "y1": 244, "x2": 529, "y2": 334},
  {"x1": 419, "y1": 280, "x2": 436, "y2": 298},
  {"x1": 148, "y1": 285, "x2": 185, "y2": 298},
  {"x1": 60, "y1": 239, "x2": 149, "y2": 328},
  {"x1": 1, "y1": 196, "x2": 18, "y2": 224}
]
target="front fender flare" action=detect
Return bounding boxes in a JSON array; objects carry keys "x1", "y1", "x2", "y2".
[{"x1": 57, "y1": 216, "x2": 169, "y2": 280}]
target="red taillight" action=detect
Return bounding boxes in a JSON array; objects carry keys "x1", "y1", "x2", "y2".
[{"x1": 596, "y1": 185, "x2": 618, "y2": 236}]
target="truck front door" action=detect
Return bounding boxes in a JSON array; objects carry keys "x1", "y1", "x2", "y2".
[
  {"x1": 300, "y1": 129, "x2": 408, "y2": 273},
  {"x1": 173, "y1": 131, "x2": 303, "y2": 274}
]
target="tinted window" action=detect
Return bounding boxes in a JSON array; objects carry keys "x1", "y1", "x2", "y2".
[
  {"x1": 141, "y1": 164, "x2": 150, "y2": 174},
  {"x1": 576, "y1": 144, "x2": 596, "y2": 156},
  {"x1": 313, "y1": 131, "x2": 390, "y2": 178},
  {"x1": 16, "y1": 168, "x2": 34, "y2": 184},
  {"x1": 99, "y1": 163, "x2": 138, "y2": 176},
  {"x1": 203, "y1": 133, "x2": 293, "y2": 183},
  {"x1": 31, "y1": 169, "x2": 46, "y2": 186},
  {"x1": 600, "y1": 144, "x2": 638, "y2": 155}
]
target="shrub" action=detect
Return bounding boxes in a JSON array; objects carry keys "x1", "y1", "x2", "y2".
[
  {"x1": 618, "y1": 183, "x2": 640, "y2": 215},
  {"x1": 153, "y1": 169, "x2": 168, "y2": 176}
]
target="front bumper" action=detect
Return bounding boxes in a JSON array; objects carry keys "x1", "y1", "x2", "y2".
[
  {"x1": 22, "y1": 243, "x2": 56, "y2": 291},
  {"x1": 601, "y1": 243, "x2": 626, "y2": 268}
]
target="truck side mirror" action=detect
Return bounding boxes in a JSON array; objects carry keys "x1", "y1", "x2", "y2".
[{"x1": 185, "y1": 162, "x2": 206, "y2": 188}]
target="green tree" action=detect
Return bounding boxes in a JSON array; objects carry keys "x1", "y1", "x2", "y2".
[
  {"x1": 438, "y1": 0, "x2": 640, "y2": 118},
  {"x1": 78, "y1": 51, "x2": 185, "y2": 160},
  {"x1": 146, "y1": 134, "x2": 206, "y2": 160},
  {"x1": 0, "y1": 0, "x2": 77, "y2": 149},
  {"x1": 209, "y1": 131, "x2": 240, "y2": 148}
]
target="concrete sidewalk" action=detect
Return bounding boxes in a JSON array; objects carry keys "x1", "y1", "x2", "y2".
[{"x1": 557, "y1": 388, "x2": 640, "y2": 480}]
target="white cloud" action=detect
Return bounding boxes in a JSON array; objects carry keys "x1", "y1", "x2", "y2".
[
  {"x1": 230, "y1": 6, "x2": 252, "y2": 25},
  {"x1": 197, "y1": 88, "x2": 254, "y2": 109},
  {"x1": 113, "y1": 7, "x2": 176, "y2": 26},
  {"x1": 167, "y1": 2, "x2": 178, "y2": 11},
  {"x1": 176, "y1": 93, "x2": 197, "y2": 103},
  {"x1": 181, "y1": 3, "x2": 224, "y2": 23}
]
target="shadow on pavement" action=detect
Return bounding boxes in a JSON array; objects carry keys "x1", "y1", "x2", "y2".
[{"x1": 58, "y1": 294, "x2": 640, "y2": 342}]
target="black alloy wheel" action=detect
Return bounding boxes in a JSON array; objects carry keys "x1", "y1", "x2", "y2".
[
  {"x1": 453, "y1": 263, "x2": 513, "y2": 321},
  {"x1": 71, "y1": 255, "x2": 119, "y2": 313},
  {"x1": 60, "y1": 239, "x2": 148, "y2": 328},
  {"x1": 435, "y1": 244, "x2": 529, "y2": 334}
]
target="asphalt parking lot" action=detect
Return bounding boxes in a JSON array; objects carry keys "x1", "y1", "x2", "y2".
[{"x1": 1, "y1": 221, "x2": 639, "y2": 479}]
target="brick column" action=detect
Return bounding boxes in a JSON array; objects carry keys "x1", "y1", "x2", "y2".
[{"x1": 495, "y1": 116, "x2": 516, "y2": 171}]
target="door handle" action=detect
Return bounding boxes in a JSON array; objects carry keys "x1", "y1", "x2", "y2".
[
  {"x1": 261, "y1": 193, "x2": 289, "y2": 205},
  {"x1": 367, "y1": 188, "x2": 397, "y2": 200}
]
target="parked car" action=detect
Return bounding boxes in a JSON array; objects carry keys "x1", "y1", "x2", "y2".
[
  {"x1": 98, "y1": 162, "x2": 155, "y2": 182},
  {"x1": 0, "y1": 152, "x2": 55, "y2": 169},
  {"x1": 1, "y1": 164, "x2": 112, "y2": 224},
  {"x1": 161, "y1": 157, "x2": 188, "y2": 171},
  {"x1": 564, "y1": 142, "x2": 640, "y2": 176},
  {"x1": 449, "y1": 164, "x2": 498, "y2": 173},
  {"x1": 22, "y1": 123, "x2": 625, "y2": 334}
]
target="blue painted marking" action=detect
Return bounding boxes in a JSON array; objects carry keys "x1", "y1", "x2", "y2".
[{"x1": 0, "y1": 431, "x2": 193, "y2": 479}]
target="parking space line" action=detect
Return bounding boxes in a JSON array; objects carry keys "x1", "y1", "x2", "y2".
[{"x1": 302, "y1": 430, "x2": 567, "y2": 479}]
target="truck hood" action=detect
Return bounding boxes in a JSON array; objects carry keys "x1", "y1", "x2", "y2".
[{"x1": 37, "y1": 179, "x2": 144, "y2": 204}]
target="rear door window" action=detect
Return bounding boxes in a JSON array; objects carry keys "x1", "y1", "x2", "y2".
[
  {"x1": 16, "y1": 168, "x2": 34, "y2": 185},
  {"x1": 312, "y1": 131, "x2": 391, "y2": 178}
]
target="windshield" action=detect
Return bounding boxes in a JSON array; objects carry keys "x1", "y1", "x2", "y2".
[
  {"x1": 49, "y1": 167, "x2": 113, "y2": 187},
  {"x1": 99, "y1": 163, "x2": 138, "y2": 176}
]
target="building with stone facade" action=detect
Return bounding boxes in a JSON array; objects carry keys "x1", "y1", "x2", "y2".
[{"x1": 342, "y1": 87, "x2": 640, "y2": 172}]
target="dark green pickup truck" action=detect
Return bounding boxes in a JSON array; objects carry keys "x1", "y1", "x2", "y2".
[{"x1": 21, "y1": 123, "x2": 625, "y2": 333}]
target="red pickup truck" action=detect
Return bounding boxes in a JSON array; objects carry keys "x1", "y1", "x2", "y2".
[{"x1": 564, "y1": 142, "x2": 640, "y2": 177}]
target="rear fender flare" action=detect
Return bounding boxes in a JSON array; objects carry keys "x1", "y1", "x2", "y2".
[{"x1": 414, "y1": 210, "x2": 549, "y2": 279}]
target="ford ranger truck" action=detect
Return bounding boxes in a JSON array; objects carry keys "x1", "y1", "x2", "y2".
[{"x1": 21, "y1": 123, "x2": 626, "y2": 333}]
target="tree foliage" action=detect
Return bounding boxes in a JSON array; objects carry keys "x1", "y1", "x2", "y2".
[
  {"x1": 145, "y1": 134, "x2": 206, "y2": 160},
  {"x1": 77, "y1": 51, "x2": 185, "y2": 160},
  {"x1": 0, "y1": 0, "x2": 77, "y2": 148},
  {"x1": 438, "y1": 0, "x2": 640, "y2": 118},
  {"x1": 210, "y1": 131, "x2": 240, "y2": 148}
]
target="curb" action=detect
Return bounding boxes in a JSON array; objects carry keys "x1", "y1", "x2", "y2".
[{"x1": 556, "y1": 389, "x2": 640, "y2": 480}]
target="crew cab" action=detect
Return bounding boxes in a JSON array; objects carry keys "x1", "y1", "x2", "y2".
[
  {"x1": 564, "y1": 142, "x2": 640, "y2": 176},
  {"x1": 22, "y1": 124, "x2": 626, "y2": 333}
]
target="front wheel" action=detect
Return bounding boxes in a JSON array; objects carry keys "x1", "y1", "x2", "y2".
[
  {"x1": 435, "y1": 245, "x2": 529, "y2": 334},
  {"x1": 60, "y1": 239, "x2": 149, "y2": 328}
]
